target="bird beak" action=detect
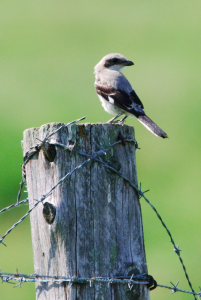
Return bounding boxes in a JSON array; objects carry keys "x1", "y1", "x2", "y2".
[{"x1": 122, "y1": 60, "x2": 134, "y2": 66}]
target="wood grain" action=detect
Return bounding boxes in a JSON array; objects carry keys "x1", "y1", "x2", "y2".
[{"x1": 23, "y1": 122, "x2": 150, "y2": 300}]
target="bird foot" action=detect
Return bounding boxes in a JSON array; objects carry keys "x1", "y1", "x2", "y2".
[
  {"x1": 107, "y1": 120, "x2": 121, "y2": 124},
  {"x1": 107, "y1": 113, "x2": 123, "y2": 123},
  {"x1": 117, "y1": 116, "x2": 128, "y2": 124}
]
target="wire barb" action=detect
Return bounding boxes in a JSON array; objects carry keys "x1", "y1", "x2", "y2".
[{"x1": 0, "y1": 116, "x2": 198, "y2": 298}]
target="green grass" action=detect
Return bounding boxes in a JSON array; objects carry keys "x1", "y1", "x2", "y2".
[{"x1": 0, "y1": 0, "x2": 201, "y2": 299}]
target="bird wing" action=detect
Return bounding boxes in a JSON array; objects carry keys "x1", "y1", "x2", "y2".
[{"x1": 95, "y1": 84, "x2": 145, "y2": 117}]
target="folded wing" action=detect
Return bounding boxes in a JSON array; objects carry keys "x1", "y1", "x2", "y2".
[{"x1": 95, "y1": 84, "x2": 145, "y2": 117}]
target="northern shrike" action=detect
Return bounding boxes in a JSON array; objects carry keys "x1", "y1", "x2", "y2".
[{"x1": 94, "y1": 53, "x2": 168, "y2": 138}]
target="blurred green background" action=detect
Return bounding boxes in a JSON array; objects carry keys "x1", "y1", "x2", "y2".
[{"x1": 0, "y1": 0, "x2": 201, "y2": 299}]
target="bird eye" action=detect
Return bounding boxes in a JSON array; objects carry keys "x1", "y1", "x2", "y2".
[{"x1": 112, "y1": 58, "x2": 118, "y2": 64}]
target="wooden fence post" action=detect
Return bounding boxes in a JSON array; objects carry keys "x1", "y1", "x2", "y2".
[{"x1": 23, "y1": 122, "x2": 150, "y2": 300}]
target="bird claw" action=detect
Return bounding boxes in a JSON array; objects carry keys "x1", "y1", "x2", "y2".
[
  {"x1": 108, "y1": 120, "x2": 121, "y2": 124},
  {"x1": 107, "y1": 114, "x2": 127, "y2": 124}
]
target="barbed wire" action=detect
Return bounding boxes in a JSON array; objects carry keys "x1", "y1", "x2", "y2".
[
  {"x1": 0, "y1": 272, "x2": 150, "y2": 287},
  {"x1": 0, "y1": 125, "x2": 137, "y2": 245},
  {"x1": 0, "y1": 116, "x2": 199, "y2": 298},
  {"x1": 23, "y1": 116, "x2": 86, "y2": 166},
  {"x1": 158, "y1": 282, "x2": 201, "y2": 297},
  {"x1": 51, "y1": 139, "x2": 197, "y2": 298},
  {"x1": 0, "y1": 271, "x2": 200, "y2": 297},
  {"x1": 0, "y1": 198, "x2": 28, "y2": 215},
  {"x1": 140, "y1": 189, "x2": 196, "y2": 298}
]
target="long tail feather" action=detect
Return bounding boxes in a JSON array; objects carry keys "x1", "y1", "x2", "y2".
[{"x1": 138, "y1": 115, "x2": 168, "y2": 138}]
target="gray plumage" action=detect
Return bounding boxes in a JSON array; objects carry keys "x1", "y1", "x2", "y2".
[{"x1": 94, "y1": 53, "x2": 168, "y2": 139}]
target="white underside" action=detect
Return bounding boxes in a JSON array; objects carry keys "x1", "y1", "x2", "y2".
[
  {"x1": 97, "y1": 94, "x2": 159, "y2": 135},
  {"x1": 98, "y1": 94, "x2": 134, "y2": 117}
]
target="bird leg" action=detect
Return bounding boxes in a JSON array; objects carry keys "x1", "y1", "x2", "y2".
[
  {"x1": 107, "y1": 113, "x2": 123, "y2": 123},
  {"x1": 118, "y1": 115, "x2": 128, "y2": 124}
]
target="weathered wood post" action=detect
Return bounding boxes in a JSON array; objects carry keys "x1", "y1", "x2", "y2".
[{"x1": 23, "y1": 122, "x2": 150, "y2": 300}]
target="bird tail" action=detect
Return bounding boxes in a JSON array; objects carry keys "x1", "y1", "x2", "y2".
[{"x1": 138, "y1": 115, "x2": 168, "y2": 138}]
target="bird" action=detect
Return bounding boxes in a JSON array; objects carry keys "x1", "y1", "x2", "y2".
[{"x1": 94, "y1": 53, "x2": 168, "y2": 138}]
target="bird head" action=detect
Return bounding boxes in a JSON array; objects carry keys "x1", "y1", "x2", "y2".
[{"x1": 95, "y1": 53, "x2": 134, "y2": 73}]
